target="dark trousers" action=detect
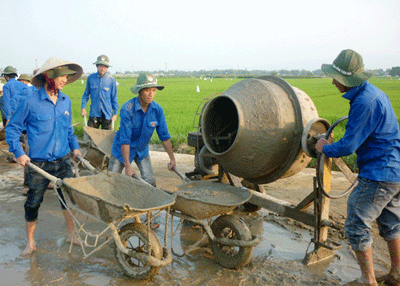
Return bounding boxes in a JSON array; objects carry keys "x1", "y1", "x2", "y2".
[
  {"x1": 25, "y1": 156, "x2": 73, "y2": 222},
  {"x1": 87, "y1": 116, "x2": 112, "y2": 130}
]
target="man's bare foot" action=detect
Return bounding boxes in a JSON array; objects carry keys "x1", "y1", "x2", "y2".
[{"x1": 21, "y1": 244, "x2": 37, "y2": 256}]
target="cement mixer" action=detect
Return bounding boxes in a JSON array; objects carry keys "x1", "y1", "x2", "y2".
[
  {"x1": 200, "y1": 76, "x2": 318, "y2": 184},
  {"x1": 188, "y1": 76, "x2": 330, "y2": 184},
  {"x1": 187, "y1": 76, "x2": 356, "y2": 264}
]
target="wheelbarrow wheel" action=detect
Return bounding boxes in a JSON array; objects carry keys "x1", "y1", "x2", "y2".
[
  {"x1": 210, "y1": 215, "x2": 253, "y2": 269},
  {"x1": 115, "y1": 223, "x2": 163, "y2": 280}
]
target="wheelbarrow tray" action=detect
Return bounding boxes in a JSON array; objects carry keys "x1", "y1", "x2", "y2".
[
  {"x1": 77, "y1": 127, "x2": 116, "y2": 170},
  {"x1": 172, "y1": 181, "x2": 251, "y2": 220},
  {"x1": 62, "y1": 172, "x2": 175, "y2": 223},
  {"x1": 83, "y1": 126, "x2": 115, "y2": 156}
]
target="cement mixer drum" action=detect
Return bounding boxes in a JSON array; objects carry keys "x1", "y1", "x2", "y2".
[{"x1": 200, "y1": 76, "x2": 318, "y2": 184}]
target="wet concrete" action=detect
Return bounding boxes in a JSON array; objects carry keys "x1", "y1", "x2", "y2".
[{"x1": 0, "y1": 143, "x2": 390, "y2": 285}]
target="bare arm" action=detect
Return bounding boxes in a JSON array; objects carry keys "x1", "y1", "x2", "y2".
[
  {"x1": 121, "y1": 144, "x2": 136, "y2": 176},
  {"x1": 162, "y1": 139, "x2": 176, "y2": 170}
]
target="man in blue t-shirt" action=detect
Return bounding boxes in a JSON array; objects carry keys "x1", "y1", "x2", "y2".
[
  {"x1": 1, "y1": 66, "x2": 29, "y2": 127},
  {"x1": 108, "y1": 73, "x2": 176, "y2": 229},
  {"x1": 316, "y1": 49, "x2": 400, "y2": 286},
  {"x1": 80, "y1": 55, "x2": 118, "y2": 130}
]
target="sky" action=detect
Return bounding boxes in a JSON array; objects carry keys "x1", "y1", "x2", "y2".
[{"x1": 1, "y1": 0, "x2": 399, "y2": 74}]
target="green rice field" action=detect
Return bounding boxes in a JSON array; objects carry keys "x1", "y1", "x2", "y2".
[
  {"x1": 62, "y1": 75, "x2": 399, "y2": 172},
  {"x1": 4, "y1": 76, "x2": 389, "y2": 171},
  {"x1": 65, "y1": 76, "x2": 399, "y2": 142}
]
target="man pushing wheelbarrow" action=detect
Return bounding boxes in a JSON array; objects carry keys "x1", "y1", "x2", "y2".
[
  {"x1": 108, "y1": 73, "x2": 177, "y2": 229},
  {"x1": 6, "y1": 57, "x2": 83, "y2": 256}
]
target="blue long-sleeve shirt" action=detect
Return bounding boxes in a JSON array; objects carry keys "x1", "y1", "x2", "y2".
[
  {"x1": 3, "y1": 78, "x2": 29, "y2": 119},
  {"x1": 81, "y1": 72, "x2": 119, "y2": 119},
  {"x1": 111, "y1": 97, "x2": 171, "y2": 164},
  {"x1": 322, "y1": 82, "x2": 400, "y2": 182},
  {"x1": 6, "y1": 87, "x2": 79, "y2": 161}
]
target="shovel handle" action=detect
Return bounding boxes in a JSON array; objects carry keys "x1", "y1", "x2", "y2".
[{"x1": 172, "y1": 167, "x2": 191, "y2": 183}]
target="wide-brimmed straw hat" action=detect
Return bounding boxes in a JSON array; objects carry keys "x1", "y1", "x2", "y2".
[
  {"x1": 130, "y1": 73, "x2": 164, "y2": 94},
  {"x1": 93, "y1": 55, "x2": 111, "y2": 67},
  {"x1": 18, "y1": 74, "x2": 31, "y2": 82},
  {"x1": 321, "y1": 49, "x2": 373, "y2": 87},
  {"x1": 31, "y1": 57, "x2": 83, "y2": 88}
]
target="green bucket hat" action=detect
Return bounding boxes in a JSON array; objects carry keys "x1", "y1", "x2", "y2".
[
  {"x1": 321, "y1": 49, "x2": 373, "y2": 87},
  {"x1": 130, "y1": 73, "x2": 165, "y2": 94},
  {"x1": 93, "y1": 55, "x2": 111, "y2": 67},
  {"x1": 1, "y1": 66, "x2": 18, "y2": 76},
  {"x1": 31, "y1": 57, "x2": 83, "y2": 88},
  {"x1": 18, "y1": 74, "x2": 31, "y2": 82}
]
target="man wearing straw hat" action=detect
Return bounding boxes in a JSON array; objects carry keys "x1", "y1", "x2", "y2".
[
  {"x1": 316, "y1": 49, "x2": 400, "y2": 286},
  {"x1": 6, "y1": 57, "x2": 83, "y2": 256},
  {"x1": 108, "y1": 72, "x2": 176, "y2": 229},
  {"x1": 80, "y1": 55, "x2": 118, "y2": 130}
]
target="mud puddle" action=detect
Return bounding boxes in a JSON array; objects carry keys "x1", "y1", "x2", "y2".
[{"x1": 0, "y1": 150, "x2": 390, "y2": 285}]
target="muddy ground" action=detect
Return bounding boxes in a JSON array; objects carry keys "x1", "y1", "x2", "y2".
[{"x1": 0, "y1": 140, "x2": 390, "y2": 285}]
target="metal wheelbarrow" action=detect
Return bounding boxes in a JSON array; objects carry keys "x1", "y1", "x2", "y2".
[
  {"x1": 75, "y1": 125, "x2": 116, "y2": 175},
  {"x1": 26, "y1": 158, "x2": 175, "y2": 280},
  {"x1": 168, "y1": 167, "x2": 261, "y2": 269}
]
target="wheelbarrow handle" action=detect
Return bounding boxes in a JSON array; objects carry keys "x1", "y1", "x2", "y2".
[
  {"x1": 76, "y1": 155, "x2": 99, "y2": 173},
  {"x1": 83, "y1": 115, "x2": 87, "y2": 127},
  {"x1": 171, "y1": 166, "x2": 191, "y2": 183},
  {"x1": 131, "y1": 173, "x2": 152, "y2": 185},
  {"x1": 26, "y1": 162, "x2": 63, "y2": 188}
]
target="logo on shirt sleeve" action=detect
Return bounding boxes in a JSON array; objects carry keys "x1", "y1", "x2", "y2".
[
  {"x1": 64, "y1": 111, "x2": 70, "y2": 116},
  {"x1": 150, "y1": 121, "x2": 157, "y2": 127}
]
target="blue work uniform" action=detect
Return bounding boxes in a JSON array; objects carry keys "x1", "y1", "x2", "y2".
[
  {"x1": 81, "y1": 72, "x2": 119, "y2": 119},
  {"x1": 111, "y1": 97, "x2": 171, "y2": 164},
  {"x1": 3, "y1": 78, "x2": 29, "y2": 120},
  {"x1": 322, "y1": 81, "x2": 400, "y2": 182},
  {"x1": 6, "y1": 86, "x2": 79, "y2": 160},
  {"x1": 322, "y1": 81, "x2": 400, "y2": 252}
]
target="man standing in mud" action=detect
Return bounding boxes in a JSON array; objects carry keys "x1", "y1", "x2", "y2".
[
  {"x1": 316, "y1": 49, "x2": 400, "y2": 286},
  {"x1": 108, "y1": 73, "x2": 176, "y2": 229},
  {"x1": 80, "y1": 55, "x2": 118, "y2": 130},
  {"x1": 6, "y1": 57, "x2": 83, "y2": 256}
]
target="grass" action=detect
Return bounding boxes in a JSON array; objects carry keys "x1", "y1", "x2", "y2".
[{"x1": 41, "y1": 76, "x2": 400, "y2": 172}]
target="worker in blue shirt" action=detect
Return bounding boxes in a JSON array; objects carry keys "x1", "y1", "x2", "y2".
[
  {"x1": 1, "y1": 66, "x2": 29, "y2": 127},
  {"x1": 13, "y1": 74, "x2": 36, "y2": 195},
  {"x1": 0, "y1": 83, "x2": 4, "y2": 124},
  {"x1": 80, "y1": 55, "x2": 118, "y2": 130},
  {"x1": 108, "y1": 73, "x2": 176, "y2": 229},
  {"x1": 316, "y1": 49, "x2": 400, "y2": 286},
  {"x1": 6, "y1": 57, "x2": 83, "y2": 256}
]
